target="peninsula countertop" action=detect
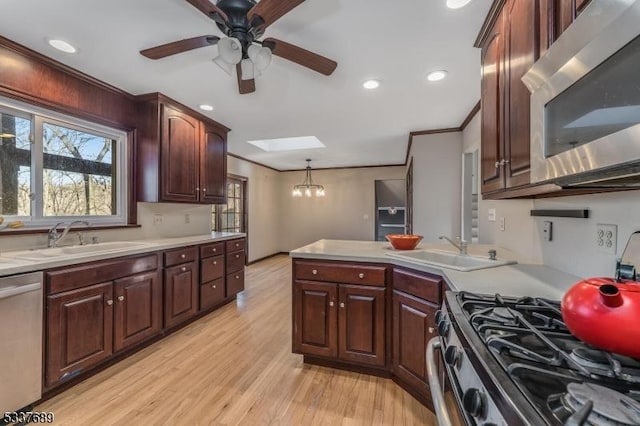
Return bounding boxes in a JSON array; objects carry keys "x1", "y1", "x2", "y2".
[{"x1": 289, "y1": 239, "x2": 581, "y2": 299}]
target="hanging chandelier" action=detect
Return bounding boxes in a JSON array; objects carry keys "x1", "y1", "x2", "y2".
[{"x1": 292, "y1": 159, "x2": 325, "y2": 197}]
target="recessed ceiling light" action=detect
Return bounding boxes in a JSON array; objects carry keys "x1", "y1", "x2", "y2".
[
  {"x1": 427, "y1": 70, "x2": 448, "y2": 82},
  {"x1": 446, "y1": 0, "x2": 473, "y2": 9},
  {"x1": 247, "y1": 136, "x2": 326, "y2": 152},
  {"x1": 362, "y1": 80, "x2": 380, "y2": 90},
  {"x1": 199, "y1": 104, "x2": 214, "y2": 111},
  {"x1": 48, "y1": 39, "x2": 77, "y2": 53}
]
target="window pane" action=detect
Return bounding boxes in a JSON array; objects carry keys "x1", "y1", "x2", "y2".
[
  {"x1": 0, "y1": 111, "x2": 31, "y2": 216},
  {"x1": 42, "y1": 123, "x2": 116, "y2": 216}
]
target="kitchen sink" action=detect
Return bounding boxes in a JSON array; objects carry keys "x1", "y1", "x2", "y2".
[
  {"x1": 5, "y1": 241, "x2": 151, "y2": 261},
  {"x1": 386, "y1": 249, "x2": 516, "y2": 271}
]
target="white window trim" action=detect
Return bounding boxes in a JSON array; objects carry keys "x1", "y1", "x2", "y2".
[{"x1": 0, "y1": 96, "x2": 128, "y2": 228}]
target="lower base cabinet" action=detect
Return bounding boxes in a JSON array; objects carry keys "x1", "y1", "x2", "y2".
[
  {"x1": 164, "y1": 262, "x2": 198, "y2": 329},
  {"x1": 200, "y1": 278, "x2": 225, "y2": 310}
]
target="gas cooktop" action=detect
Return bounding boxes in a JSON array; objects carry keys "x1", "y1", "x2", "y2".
[{"x1": 450, "y1": 291, "x2": 640, "y2": 425}]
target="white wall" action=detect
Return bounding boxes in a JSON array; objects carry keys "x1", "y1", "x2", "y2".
[
  {"x1": 409, "y1": 132, "x2": 463, "y2": 242},
  {"x1": 278, "y1": 166, "x2": 406, "y2": 251}
]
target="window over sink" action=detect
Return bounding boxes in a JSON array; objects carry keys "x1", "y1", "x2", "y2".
[{"x1": 0, "y1": 97, "x2": 127, "y2": 227}]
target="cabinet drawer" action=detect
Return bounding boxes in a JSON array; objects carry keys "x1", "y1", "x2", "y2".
[
  {"x1": 200, "y1": 242, "x2": 225, "y2": 259},
  {"x1": 226, "y1": 250, "x2": 245, "y2": 274},
  {"x1": 226, "y1": 238, "x2": 245, "y2": 253},
  {"x1": 201, "y1": 255, "x2": 224, "y2": 283},
  {"x1": 47, "y1": 254, "x2": 159, "y2": 295},
  {"x1": 227, "y1": 271, "x2": 244, "y2": 297},
  {"x1": 200, "y1": 278, "x2": 225, "y2": 310},
  {"x1": 294, "y1": 260, "x2": 387, "y2": 287},
  {"x1": 393, "y1": 268, "x2": 442, "y2": 304},
  {"x1": 164, "y1": 246, "x2": 198, "y2": 267}
]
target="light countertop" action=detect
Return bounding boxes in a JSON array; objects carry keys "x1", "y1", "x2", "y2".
[
  {"x1": 0, "y1": 232, "x2": 245, "y2": 277},
  {"x1": 289, "y1": 239, "x2": 581, "y2": 300}
]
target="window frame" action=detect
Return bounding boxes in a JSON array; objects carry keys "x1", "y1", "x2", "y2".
[
  {"x1": 0, "y1": 96, "x2": 128, "y2": 227},
  {"x1": 212, "y1": 175, "x2": 247, "y2": 233}
]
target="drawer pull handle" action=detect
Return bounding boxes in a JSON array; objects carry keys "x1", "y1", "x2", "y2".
[
  {"x1": 106, "y1": 300, "x2": 113, "y2": 306},
  {"x1": 212, "y1": 284, "x2": 217, "y2": 289},
  {"x1": 358, "y1": 273, "x2": 365, "y2": 279},
  {"x1": 340, "y1": 302, "x2": 345, "y2": 308},
  {"x1": 180, "y1": 254, "x2": 186, "y2": 259},
  {"x1": 329, "y1": 301, "x2": 334, "y2": 307},
  {"x1": 181, "y1": 266, "x2": 187, "y2": 272},
  {"x1": 235, "y1": 254, "x2": 240, "y2": 259},
  {"x1": 118, "y1": 296, "x2": 125, "y2": 302},
  {"x1": 312, "y1": 269, "x2": 318, "y2": 275},
  {"x1": 428, "y1": 327, "x2": 435, "y2": 334}
]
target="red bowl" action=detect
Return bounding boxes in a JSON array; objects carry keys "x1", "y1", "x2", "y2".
[{"x1": 386, "y1": 234, "x2": 423, "y2": 250}]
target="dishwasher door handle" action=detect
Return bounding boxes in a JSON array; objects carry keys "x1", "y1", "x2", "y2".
[
  {"x1": 427, "y1": 337, "x2": 452, "y2": 426},
  {"x1": 0, "y1": 282, "x2": 41, "y2": 300}
]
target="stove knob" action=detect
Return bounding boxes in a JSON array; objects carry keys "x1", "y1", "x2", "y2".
[
  {"x1": 444, "y1": 346, "x2": 460, "y2": 367},
  {"x1": 437, "y1": 320, "x2": 449, "y2": 337},
  {"x1": 462, "y1": 388, "x2": 485, "y2": 418}
]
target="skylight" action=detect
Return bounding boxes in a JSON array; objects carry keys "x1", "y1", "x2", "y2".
[{"x1": 247, "y1": 136, "x2": 326, "y2": 152}]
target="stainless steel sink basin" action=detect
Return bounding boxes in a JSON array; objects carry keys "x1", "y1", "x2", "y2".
[
  {"x1": 386, "y1": 249, "x2": 516, "y2": 271},
  {"x1": 5, "y1": 241, "x2": 151, "y2": 261}
]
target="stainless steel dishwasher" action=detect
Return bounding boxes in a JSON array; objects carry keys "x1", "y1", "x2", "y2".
[{"x1": 0, "y1": 271, "x2": 43, "y2": 413}]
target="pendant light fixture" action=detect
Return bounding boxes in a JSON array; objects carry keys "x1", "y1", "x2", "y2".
[{"x1": 292, "y1": 159, "x2": 325, "y2": 197}]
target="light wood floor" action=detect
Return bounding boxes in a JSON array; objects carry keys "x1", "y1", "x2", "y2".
[{"x1": 37, "y1": 255, "x2": 435, "y2": 425}]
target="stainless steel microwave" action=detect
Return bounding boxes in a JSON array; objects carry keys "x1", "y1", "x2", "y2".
[{"x1": 523, "y1": 0, "x2": 640, "y2": 187}]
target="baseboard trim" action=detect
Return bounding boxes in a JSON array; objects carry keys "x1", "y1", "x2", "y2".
[{"x1": 248, "y1": 252, "x2": 289, "y2": 265}]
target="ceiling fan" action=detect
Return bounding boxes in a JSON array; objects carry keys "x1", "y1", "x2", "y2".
[{"x1": 140, "y1": 0, "x2": 338, "y2": 94}]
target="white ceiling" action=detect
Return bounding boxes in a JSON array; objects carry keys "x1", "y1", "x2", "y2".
[{"x1": 0, "y1": 0, "x2": 491, "y2": 170}]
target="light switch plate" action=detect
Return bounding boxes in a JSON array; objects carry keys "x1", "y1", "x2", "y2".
[
  {"x1": 499, "y1": 217, "x2": 506, "y2": 231},
  {"x1": 543, "y1": 221, "x2": 553, "y2": 242},
  {"x1": 488, "y1": 209, "x2": 496, "y2": 222}
]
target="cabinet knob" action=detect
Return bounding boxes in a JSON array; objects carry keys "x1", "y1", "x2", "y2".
[
  {"x1": 235, "y1": 275, "x2": 240, "y2": 279},
  {"x1": 428, "y1": 327, "x2": 435, "y2": 334},
  {"x1": 212, "y1": 248, "x2": 217, "y2": 252},
  {"x1": 340, "y1": 302, "x2": 345, "y2": 308},
  {"x1": 196, "y1": 187, "x2": 200, "y2": 191},
  {"x1": 495, "y1": 161, "x2": 500, "y2": 169},
  {"x1": 181, "y1": 266, "x2": 187, "y2": 272},
  {"x1": 358, "y1": 273, "x2": 365, "y2": 279},
  {"x1": 235, "y1": 243, "x2": 239, "y2": 247},
  {"x1": 106, "y1": 300, "x2": 113, "y2": 306},
  {"x1": 312, "y1": 269, "x2": 318, "y2": 275},
  {"x1": 180, "y1": 253, "x2": 186, "y2": 259},
  {"x1": 202, "y1": 188, "x2": 207, "y2": 192},
  {"x1": 212, "y1": 284, "x2": 217, "y2": 289},
  {"x1": 329, "y1": 301, "x2": 334, "y2": 307},
  {"x1": 213, "y1": 261, "x2": 217, "y2": 265},
  {"x1": 235, "y1": 254, "x2": 240, "y2": 259},
  {"x1": 118, "y1": 295, "x2": 125, "y2": 302}
]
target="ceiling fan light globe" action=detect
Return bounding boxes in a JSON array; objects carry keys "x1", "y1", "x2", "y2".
[
  {"x1": 213, "y1": 56, "x2": 234, "y2": 75},
  {"x1": 218, "y1": 37, "x2": 243, "y2": 64},
  {"x1": 248, "y1": 45, "x2": 272, "y2": 71}
]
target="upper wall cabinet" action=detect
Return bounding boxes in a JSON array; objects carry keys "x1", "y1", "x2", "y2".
[
  {"x1": 478, "y1": 0, "x2": 539, "y2": 195},
  {"x1": 135, "y1": 93, "x2": 229, "y2": 204}
]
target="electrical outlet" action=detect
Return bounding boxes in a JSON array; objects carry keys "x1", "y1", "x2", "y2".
[
  {"x1": 153, "y1": 214, "x2": 163, "y2": 226},
  {"x1": 184, "y1": 214, "x2": 191, "y2": 224},
  {"x1": 488, "y1": 209, "x2": 496, "y2": 222},
  {"x1": 499, "y1": 217, "x2": 506, "y2": 231},
  {"x1": 596, "y1": 224, "x2": 617, "y2": 254}
]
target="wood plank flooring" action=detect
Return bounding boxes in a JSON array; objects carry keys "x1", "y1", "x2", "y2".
[{"x1": 37, "y1": 255, "x2": 436, "y2": 425}]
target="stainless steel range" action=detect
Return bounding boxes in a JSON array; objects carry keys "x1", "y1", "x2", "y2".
[{"x1": 427, "y1": 291, "x2": 640, "y2": 426}]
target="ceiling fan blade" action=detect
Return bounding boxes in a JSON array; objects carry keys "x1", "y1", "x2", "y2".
[
  {"x1": 140, "y1": 36, "x2": 220, "y2": 59},
  {"x1": 185, "y1": 0, "x2": 228, "y2": 22},
  {"x1": 263, "y1": 38, "x2": 337, "y2": 76},
  {"x1": 236, "y1": 63, "x2": 256, "y2": 94},
  {"x1": 248, "y1": 0, "x2": 305, "y2": 29}
]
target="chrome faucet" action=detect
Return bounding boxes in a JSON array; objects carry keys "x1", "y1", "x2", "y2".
[
  {"x1": 439, "y1": 235, "x2": 468, "y2": 255},
  {"x1": 47, "y1": 221, "x2": 90, "y2": 248}
]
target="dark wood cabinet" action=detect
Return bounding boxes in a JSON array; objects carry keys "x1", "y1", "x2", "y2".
[
  {"x1": 338, "y1": 285, "x2": 386, "y2": 366},
  {"x1": 164, "y1": 261, "x2": 198, "y2": 328},
  {"x1": 479, "y1": 0, "x2": 539, "y2": 195},
  {"x1": 225, "y1": 238, "x2": 246, "y2": 297},
  {"x1": 292, "y1": 259, "x2": 388, "y2": 368},
  {"x1": 293, "y1": 280, "x2": 338, "y2": 358},
  {"x1": 113, "y1": 271, "x2": 162, "y2": 352},
  {"x1": 46, "y1": 282, "x2": 114, "y2": 387},
  {"x1": 392, "y1": 290, "x2": 438, "y2": 394},
  {"x1": 136, "y1": 93, "x2": 229, "y2": 205}
]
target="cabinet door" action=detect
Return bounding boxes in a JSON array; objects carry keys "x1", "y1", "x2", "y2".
[
  {"x1": 113, "y1": 271, "x2": 162, "y2": 352},
  {"x1": 293, "y1": 281, "x2": 338, "y2": 358},
  {"x1": 161, "y1": 104, "x2": 200, "y2": 202},
  {"x1": 227, "y1": 270, "x2": 245, "y2": 297},
  {"x1": 46, "y1": 282, "x2": 113, "y2": 387},
  {"x1": 164, "y1": 262, "x2": 198, "y2": 329},
  {"x1": 480, "y1": 10, "x2": 505, "y2": 194},
  {"x1": 392, "y1": 290, "x2": 438, "y2": 393},
  {"x1": 200, "y1": 125, "x2": 227, "y2": 204},
  {"x1": 338, "y1": 285, "x2": 386, "y2": 366},
  {"x1": 504, "y1": 0, "x2": 539, "y2": 189}
]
